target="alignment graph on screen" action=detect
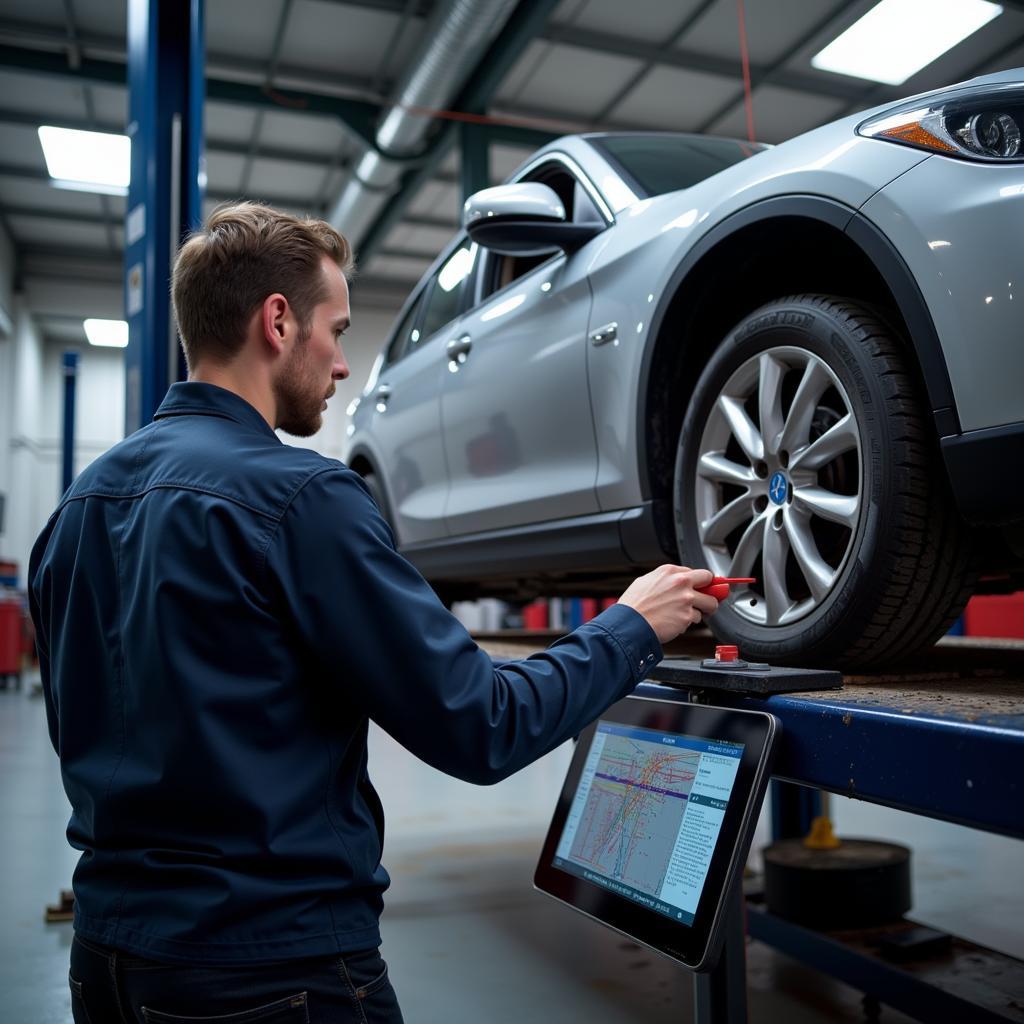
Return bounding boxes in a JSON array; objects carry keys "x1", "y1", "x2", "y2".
[{"x1": 568, "y1": 735, "x2": 699, "y2": 895}]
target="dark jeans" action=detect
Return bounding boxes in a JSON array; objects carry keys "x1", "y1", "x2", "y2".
[{"x1": 69, "y1": 934, "x2": 405, "y2": 1023}]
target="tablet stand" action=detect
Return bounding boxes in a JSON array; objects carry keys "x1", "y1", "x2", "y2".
[{"x1": 694, "y1": 883, "x2": 748, "y2": 1023}]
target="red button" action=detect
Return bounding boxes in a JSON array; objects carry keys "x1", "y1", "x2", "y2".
[{"x1": 715, "y1": 645, "x2": 740, "y2": 662}]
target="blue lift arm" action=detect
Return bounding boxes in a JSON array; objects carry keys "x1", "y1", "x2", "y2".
[{"x1": 124, "y1": 0, "x2": 206, "y2": 434}]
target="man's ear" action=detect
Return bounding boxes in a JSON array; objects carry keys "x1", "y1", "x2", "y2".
[{"x1": 261, "y1": 293, "x2": 291, "y2": 355}]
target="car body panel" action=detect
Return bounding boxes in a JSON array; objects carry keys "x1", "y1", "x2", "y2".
[
  {"x1": 361, "y1": 319, "x2": 453, "y2": 545},
  {"x1": 441, "y1": 247, "x2": 599, "y2": 534},
  {"x1": 861, "y1": 154, "x2": 1024, "y2": 433}
]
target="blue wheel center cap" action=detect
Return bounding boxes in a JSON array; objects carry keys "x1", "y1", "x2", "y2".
[{"x1": 769, "y1": 472, "x2": 788, "y2": 505}]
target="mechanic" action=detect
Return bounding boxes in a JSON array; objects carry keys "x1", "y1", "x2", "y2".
[{"x1": 29, "y1": 201, "x2": 720, "y2": 1024}]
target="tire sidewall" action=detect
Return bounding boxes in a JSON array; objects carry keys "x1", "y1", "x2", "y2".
[{"x1": 674, "y1": 298, "x2": 908, "y2": 663}]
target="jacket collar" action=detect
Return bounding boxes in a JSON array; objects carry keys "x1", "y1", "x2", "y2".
[{"x1": 154, "y1": 382, "x2": 281, "y2": 443}]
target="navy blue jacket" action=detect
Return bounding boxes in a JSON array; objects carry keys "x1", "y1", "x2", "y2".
[{"x1": 29, "y1": 381, "x2": 662, "y2": 964}]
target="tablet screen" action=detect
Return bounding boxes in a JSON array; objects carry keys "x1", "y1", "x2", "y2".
[
  {"x1": 551, "y1": 720, "x2": 743, "y2": 926},
  {"x1": 535, "y1": 697, "x2": 777, "y2": 970}
]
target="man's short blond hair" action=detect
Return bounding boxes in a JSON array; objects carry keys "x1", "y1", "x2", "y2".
[{"x1": 172, "y1": 201, "x2": 354, "y2": 370}]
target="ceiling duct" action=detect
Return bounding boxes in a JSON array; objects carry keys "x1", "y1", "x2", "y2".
[{"x1": 327, "y1": 0, "x2": 519, "y2": 250}]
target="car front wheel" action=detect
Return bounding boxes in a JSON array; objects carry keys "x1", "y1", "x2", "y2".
[{"x1": 674, "y1": 294, "x2": 973, "y2": 668}]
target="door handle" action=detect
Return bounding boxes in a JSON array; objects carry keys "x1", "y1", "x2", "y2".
[
  {"x1": 374, "y1": 383, "x2": 392, "y2": 411},
  {"x1": 446, "y1": 335, "x2": 473, "y2": 369}
]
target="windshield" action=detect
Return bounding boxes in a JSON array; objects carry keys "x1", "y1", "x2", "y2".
[{"x1": 589, "y1": 134, "x2": 768, "y2": 198}]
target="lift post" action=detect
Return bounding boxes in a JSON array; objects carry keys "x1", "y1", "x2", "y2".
[{"x1": 124, "y1": 0, "x2": 205, "y2": 435}]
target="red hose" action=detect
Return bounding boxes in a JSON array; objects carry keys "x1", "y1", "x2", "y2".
[{"x1": 736, "y1": 0, "x2": 756, "y2": 143}]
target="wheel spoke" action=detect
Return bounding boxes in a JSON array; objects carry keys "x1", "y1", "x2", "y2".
[
  {"x1": 758, "y1": 352, "x2": 786, "y2": 456},
  {"x1": 718, "y1": 395, "x2": 763, "y2": 464},
  {"x1": 700, "y1": 494, "x2": 753, "y2": 546},
  {"x1": 777, "y1": 359, "x2": 830, "y2": 455},
  {"x1": 698, "y1": 451, "x2": 756, "y2": 486},
  {"x1": 793, "y1": 486, "x2": 858, "y2": 527},
  {"x1": 785, "y1": 508, "x2": 835, "y2": 601},
  {"x1": 790, "y1": 413, "x2": 858, "y2": 472},
  {"x1": 761, "y1": 516, "x2": 790, "y2": 626},
  {"x1": 728, "y1": 515, "x2": 763, "y2": 578}
]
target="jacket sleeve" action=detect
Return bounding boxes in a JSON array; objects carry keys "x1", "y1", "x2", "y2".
[
  {"x1": 264, "y1": 466, "x2": 663, "y2": 784},
  {"x1": 27, "y1": 521, "x2": 60, "y2": 754}
]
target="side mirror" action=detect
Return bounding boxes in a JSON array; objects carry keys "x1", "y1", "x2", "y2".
[{"x1": 463, "y1": 183, "x2": 602, "y2": 256}]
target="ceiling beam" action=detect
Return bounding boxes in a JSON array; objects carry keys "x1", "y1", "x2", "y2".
[
  {"x1": 0, "y1": 36, "x2": 594, "y2": 156},
  {"x1": 539, "y1": 22, "x2": 873, "y2": 104},
  {"x1": 694, "y1": 3, "x2": 872, "y2": 135},
  {"x1": 0, "y1": 41, "x2": 384, "y2": 149},
  {"x1": 0, "y1": 107, "x2": 351, "y2": 171},
  {"x1": 0, "y1": 162, "x2": 326, "y2": 215},
  {"x1": 310, "y1": 0, "x2": 432, "y2": 13},
  {"x1": 1, "y1": 204, "x2": 112, "y2": 226},
  {"x1": 404, "y1": 213, "x2": 457, "y2": 229},
  {"x1": 0, "y1": 162, "x2": 58, "y2": 183}
]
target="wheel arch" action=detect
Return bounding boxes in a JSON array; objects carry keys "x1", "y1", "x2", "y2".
[
  {"x1": 345, "y1": 447, "x2": 376, "y2": 479},
  {"x1": 345, "y1": 445, "x2": 394, "y2": 515},
  {"x1": 637, "y1": 195, "x2": 959, "y2": 516}
]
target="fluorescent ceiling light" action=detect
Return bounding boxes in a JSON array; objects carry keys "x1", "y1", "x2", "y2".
[
  {"x1": 38, "y1": 126, "x2": 130, "y2": 191},
  {"x1": 811, "y1": 0, "x2": 1002, "y2": 86},
  {"x1": 83, "y1": 319, "x2": 128, "y2": 348}
]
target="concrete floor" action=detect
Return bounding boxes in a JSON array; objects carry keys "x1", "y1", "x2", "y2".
[{"x1": 2, "y1": 682, "x2": 1021, "y2": 1023}]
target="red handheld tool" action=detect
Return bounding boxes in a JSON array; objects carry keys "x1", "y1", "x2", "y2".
[{"x1": 697, "y1": 576, "x2": 756, "y2": 601}]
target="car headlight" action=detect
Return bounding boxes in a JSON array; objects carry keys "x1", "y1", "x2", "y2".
[{"x1": 859, "y1": 83, "x2": 1024, "y2": 161}]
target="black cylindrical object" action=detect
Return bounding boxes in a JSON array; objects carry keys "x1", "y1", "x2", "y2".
[{"x1": 763, "y1": 838, "x2": 912, "y2": 929}]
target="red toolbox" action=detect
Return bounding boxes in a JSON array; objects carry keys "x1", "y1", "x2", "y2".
[
  {"x1": 963, "y1": 592, "x2": 1024, "y2": 639},
  {"x1": 0, "y1": 598, "x2": 22, "y2": 675}
]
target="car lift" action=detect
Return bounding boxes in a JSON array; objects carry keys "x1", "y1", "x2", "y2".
[{"x1": 477, "y1": 632, "x2": 1024, "y2": 1024}]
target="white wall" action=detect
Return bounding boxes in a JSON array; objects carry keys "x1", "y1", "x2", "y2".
[
  {"x1": 0, "y1": 295, "x2": 398, "y2": 584},
  {"x1": 43, "y1": 343, "x2": 126, "y2": 475},
  {"x1": 0, "y1": 303, "x2": 126, "y2": 585},
  {"x1": 0, "y1": 318, "x2": 13, "y2": 551},
  {"x1": 1, "y1": 299, "x2": 47, "y2": 583},
  {"x1": 0, "y1": 220, "x2": 13, "y2": 338}
]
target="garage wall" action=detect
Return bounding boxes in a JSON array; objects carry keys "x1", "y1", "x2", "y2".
[
  {"x1": 1, "y1": 300, "x2": 46, "y2": 584},
  {"x1": 0, "y1": 301, "x2": 400, "y2": 582},
  {"x1": 0, "y1": 318, "x2": 125, "y2": 583},
  {"x1": 0, "y1": 220, "x2": 13, "y2": 339}
]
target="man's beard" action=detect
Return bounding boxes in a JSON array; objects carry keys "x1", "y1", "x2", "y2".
[{"x1": 274, "y1": 341, "x2": 331, "y2": 437}]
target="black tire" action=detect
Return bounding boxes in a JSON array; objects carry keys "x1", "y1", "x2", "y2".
[
  {"x1": 361, "y1": 470, "x2": 390, "y2": 524},
  {"x1": 674, "y1": 294, "x2": 974, "y2": 669}
]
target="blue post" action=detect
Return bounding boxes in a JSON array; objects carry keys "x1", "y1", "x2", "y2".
[
  {"x1": 61, "y1": 351, "x2": 79, "y2": 493},
  {"x1": 770, "y1": 780, "x2": 822, "y2": 842},
  {"x1": 124, "y1": 0, "x2": 205, "y2": 435}
]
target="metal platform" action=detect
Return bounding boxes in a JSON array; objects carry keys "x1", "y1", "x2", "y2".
[
  {"x1": 478, "y1": 631, "x2": 1024, "y2": 1022},
  {"x1": 480, "y1": 633, "x2": 1024, "y2": 837}
]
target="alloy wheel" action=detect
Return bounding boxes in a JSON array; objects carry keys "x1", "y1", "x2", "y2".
[{"x1": 693, "y1": 346, "x2": 862, "y2": 627}]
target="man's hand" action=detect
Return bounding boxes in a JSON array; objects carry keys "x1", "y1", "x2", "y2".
[{"x1": 618, "y1": 565, "x2": 719, "y2": 644}]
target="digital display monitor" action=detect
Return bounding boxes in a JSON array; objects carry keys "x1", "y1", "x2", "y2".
[
  {"x1": 535, "y1": 696, "x2": 777, "y2": 971},
  {"x1": 552, "y1": 721, "x2": 744, "y2": 927}
]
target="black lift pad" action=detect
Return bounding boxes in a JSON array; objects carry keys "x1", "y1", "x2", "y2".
[{"x1": 649, "y1": 657, "x2": 843, "y2": 695}]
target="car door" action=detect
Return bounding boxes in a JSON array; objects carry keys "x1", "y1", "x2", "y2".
[
  {"x1": 440, "y1": 158, "x2": 609, "y2": 535},
  {"x1": 366, "y1": 239, "x2": 476, "y2": 544}
]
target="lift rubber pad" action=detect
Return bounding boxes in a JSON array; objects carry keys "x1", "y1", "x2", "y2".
[{"x1": 649, "y1": 658, "x2": 842, "y2": 695}]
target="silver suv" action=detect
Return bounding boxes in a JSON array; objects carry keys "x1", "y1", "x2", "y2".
[{"x1": 346, "y1": 69, "x2": 1024, "y2": 668}]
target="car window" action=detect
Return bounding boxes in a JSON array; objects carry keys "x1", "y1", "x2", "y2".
[
  {"x1": 590, "y1": 134, "x2": 768, "y2": 198},
  {"x1": 478, "y1": 161, "x2": 604, "y2": 303},
  {"x1": 383, "y1": 293, "x2": 423, "y2": 367},
  {"x1": 419, "y1": 241, "x2": 476, "y2": 342}
]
